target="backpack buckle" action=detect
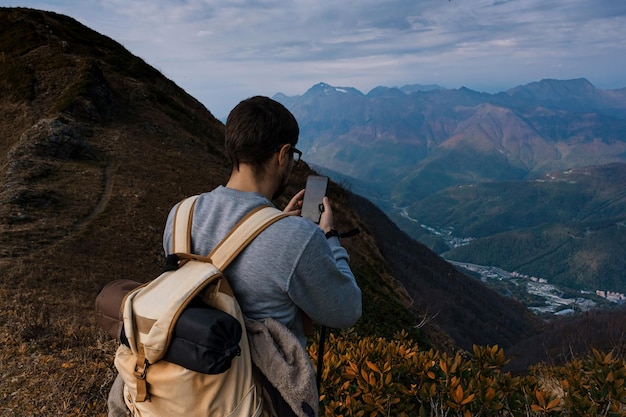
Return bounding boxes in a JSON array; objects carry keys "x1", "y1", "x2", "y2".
[
  {"x1": 134, "y1": 345, "x2": 150, "y2": 402},
  {"x1": 134, "y1": 360, "x2": 148, "y2": 379}
]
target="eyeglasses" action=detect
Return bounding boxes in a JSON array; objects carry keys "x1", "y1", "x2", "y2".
[
  {"x1": 274, "y1": 145, "x2": 302, "y2": 167},
  {"x1": 291, "y1": 147, "x2": 302, "y2": 166}
]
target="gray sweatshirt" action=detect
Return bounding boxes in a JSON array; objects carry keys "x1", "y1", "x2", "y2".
[{"x1": 163, "y1": 186, "x2": 362, "y2": 346}]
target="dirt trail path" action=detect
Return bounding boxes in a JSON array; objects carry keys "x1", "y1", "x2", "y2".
[{"x1": 82, "y1": 163, "x2": 113, "y2": 225}]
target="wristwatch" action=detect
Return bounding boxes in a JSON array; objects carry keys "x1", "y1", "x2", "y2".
[{"x1": 325, "y1": 229, "x2": 341, "y2": 239}]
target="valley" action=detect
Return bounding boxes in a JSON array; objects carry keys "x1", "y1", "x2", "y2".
[
  {"x1": 448, "y1": 259, "x2": 620, "y2": 317},
  {"x1": 397, "y1": 204, "x2": 625, "y2": 316}
]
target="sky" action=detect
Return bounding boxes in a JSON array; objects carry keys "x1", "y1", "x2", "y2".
[{"x1": 3, "y1": 0, "x2": 626, "y2": 118}]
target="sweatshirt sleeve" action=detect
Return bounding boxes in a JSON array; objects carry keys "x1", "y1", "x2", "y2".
[
  {"x1": 286, "y1": 229, "x2": 362, "y2": 329},
  {"x1": 162, "y1": 204, "x2": 178, "y2": 255}
]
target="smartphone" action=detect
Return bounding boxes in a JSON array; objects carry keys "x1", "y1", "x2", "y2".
[{"x1": 301, "y1": 175, "x2": 328, "y2": 223}]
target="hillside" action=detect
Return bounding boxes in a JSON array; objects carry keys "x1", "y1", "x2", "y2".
[
  {"x1": 347, "y1": 192, "x2": 540, "y2": 350},
  {"x1": 0, "y1": 7, "x2": 544, "y2": 415}
]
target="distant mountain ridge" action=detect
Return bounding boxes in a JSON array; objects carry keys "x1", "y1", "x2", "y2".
[
  {"x1": 505, "y1": 78, "x2": 626, "y2": 116},
  {"x1": 274, "y1": 80, "x2": 626, "y2": 202},
  {"x1": 274, "y1": 80, "x2": 626, "y2": 294}
]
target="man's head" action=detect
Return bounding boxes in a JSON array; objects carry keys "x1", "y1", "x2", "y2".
[{"x1": 225, "y1": 96, "x2": 300, "y2": 178}]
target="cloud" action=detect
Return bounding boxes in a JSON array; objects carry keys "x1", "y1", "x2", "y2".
[{"x1": 2, "y1": 0, "x2": 625, "y2": 117}]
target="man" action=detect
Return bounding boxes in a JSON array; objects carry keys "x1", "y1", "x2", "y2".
[
  {"x1": 169, "y1": 95, "x2": 362, "y2": 416},
  {"x1": 108, "y1": 96, "x2": 361, "y2": 416},
  {"x1": 162, "y1": 96, "x2": 362, "y2": 348}
]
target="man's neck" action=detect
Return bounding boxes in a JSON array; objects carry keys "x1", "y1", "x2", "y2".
[{"x1": 226, "y1": 166, "x2": 274, "y2": 200}]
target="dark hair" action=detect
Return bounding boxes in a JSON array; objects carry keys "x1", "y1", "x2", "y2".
[{"x1": 225, "y1": 96, "x2": 299, "y2": 176}]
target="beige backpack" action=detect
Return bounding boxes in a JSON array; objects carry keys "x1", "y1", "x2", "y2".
[{"x1": 114, "y1": 195, "x2": 286, "y2": 417}]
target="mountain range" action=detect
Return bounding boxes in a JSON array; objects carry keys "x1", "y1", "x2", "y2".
[
  {"x1": 274, "y1": 80, "x2": 626, "y2": 294},
  {"x1": 275, "y1": 80, "x2": 626, "y2": 200}
]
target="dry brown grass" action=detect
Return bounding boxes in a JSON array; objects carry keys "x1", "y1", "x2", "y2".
[{"x1": 1, "y1": 256, "x2": 116, "y2": 416}]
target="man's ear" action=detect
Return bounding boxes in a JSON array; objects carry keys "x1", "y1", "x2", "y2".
[{"x1": 276, "y1": 144, "x2": 291, "y2": 166}]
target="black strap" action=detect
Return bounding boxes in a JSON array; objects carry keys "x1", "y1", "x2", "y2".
[
  {"x1": 339, "y1": 228, "x2": 360, "y2": 238},
  {"x1": 325, "y1": 228, "x2": 360, "y2": 239},
  {"x1": 164, "y1": 254, "x2": 180, "y2": 271}
]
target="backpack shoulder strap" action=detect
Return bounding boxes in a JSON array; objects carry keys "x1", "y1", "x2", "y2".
[
  {"x1": 171, "y1": 195, "x2": 199, "y2": 254},
  {"x1": 209, "y1": 206, "x2": 287, "y2": 270},
  {"x1": 171, "y1": 196, "x2": 288, "y2": 270}
]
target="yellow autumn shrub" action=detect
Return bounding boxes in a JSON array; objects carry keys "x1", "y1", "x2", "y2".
[{"x1": 308, "y1": 331, "x2": 626, "y2": 417}]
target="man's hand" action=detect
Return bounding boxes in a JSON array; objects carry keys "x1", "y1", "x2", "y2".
[
  {"x1": 285, "y1": 189, "x2": 334, "y2": 234},
  {"x1": 284, "y1": 189, "x2": 305, "y2": 216},
  {"x1": 318, "y1": 196, "x2": 335, "y2": 234}
]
